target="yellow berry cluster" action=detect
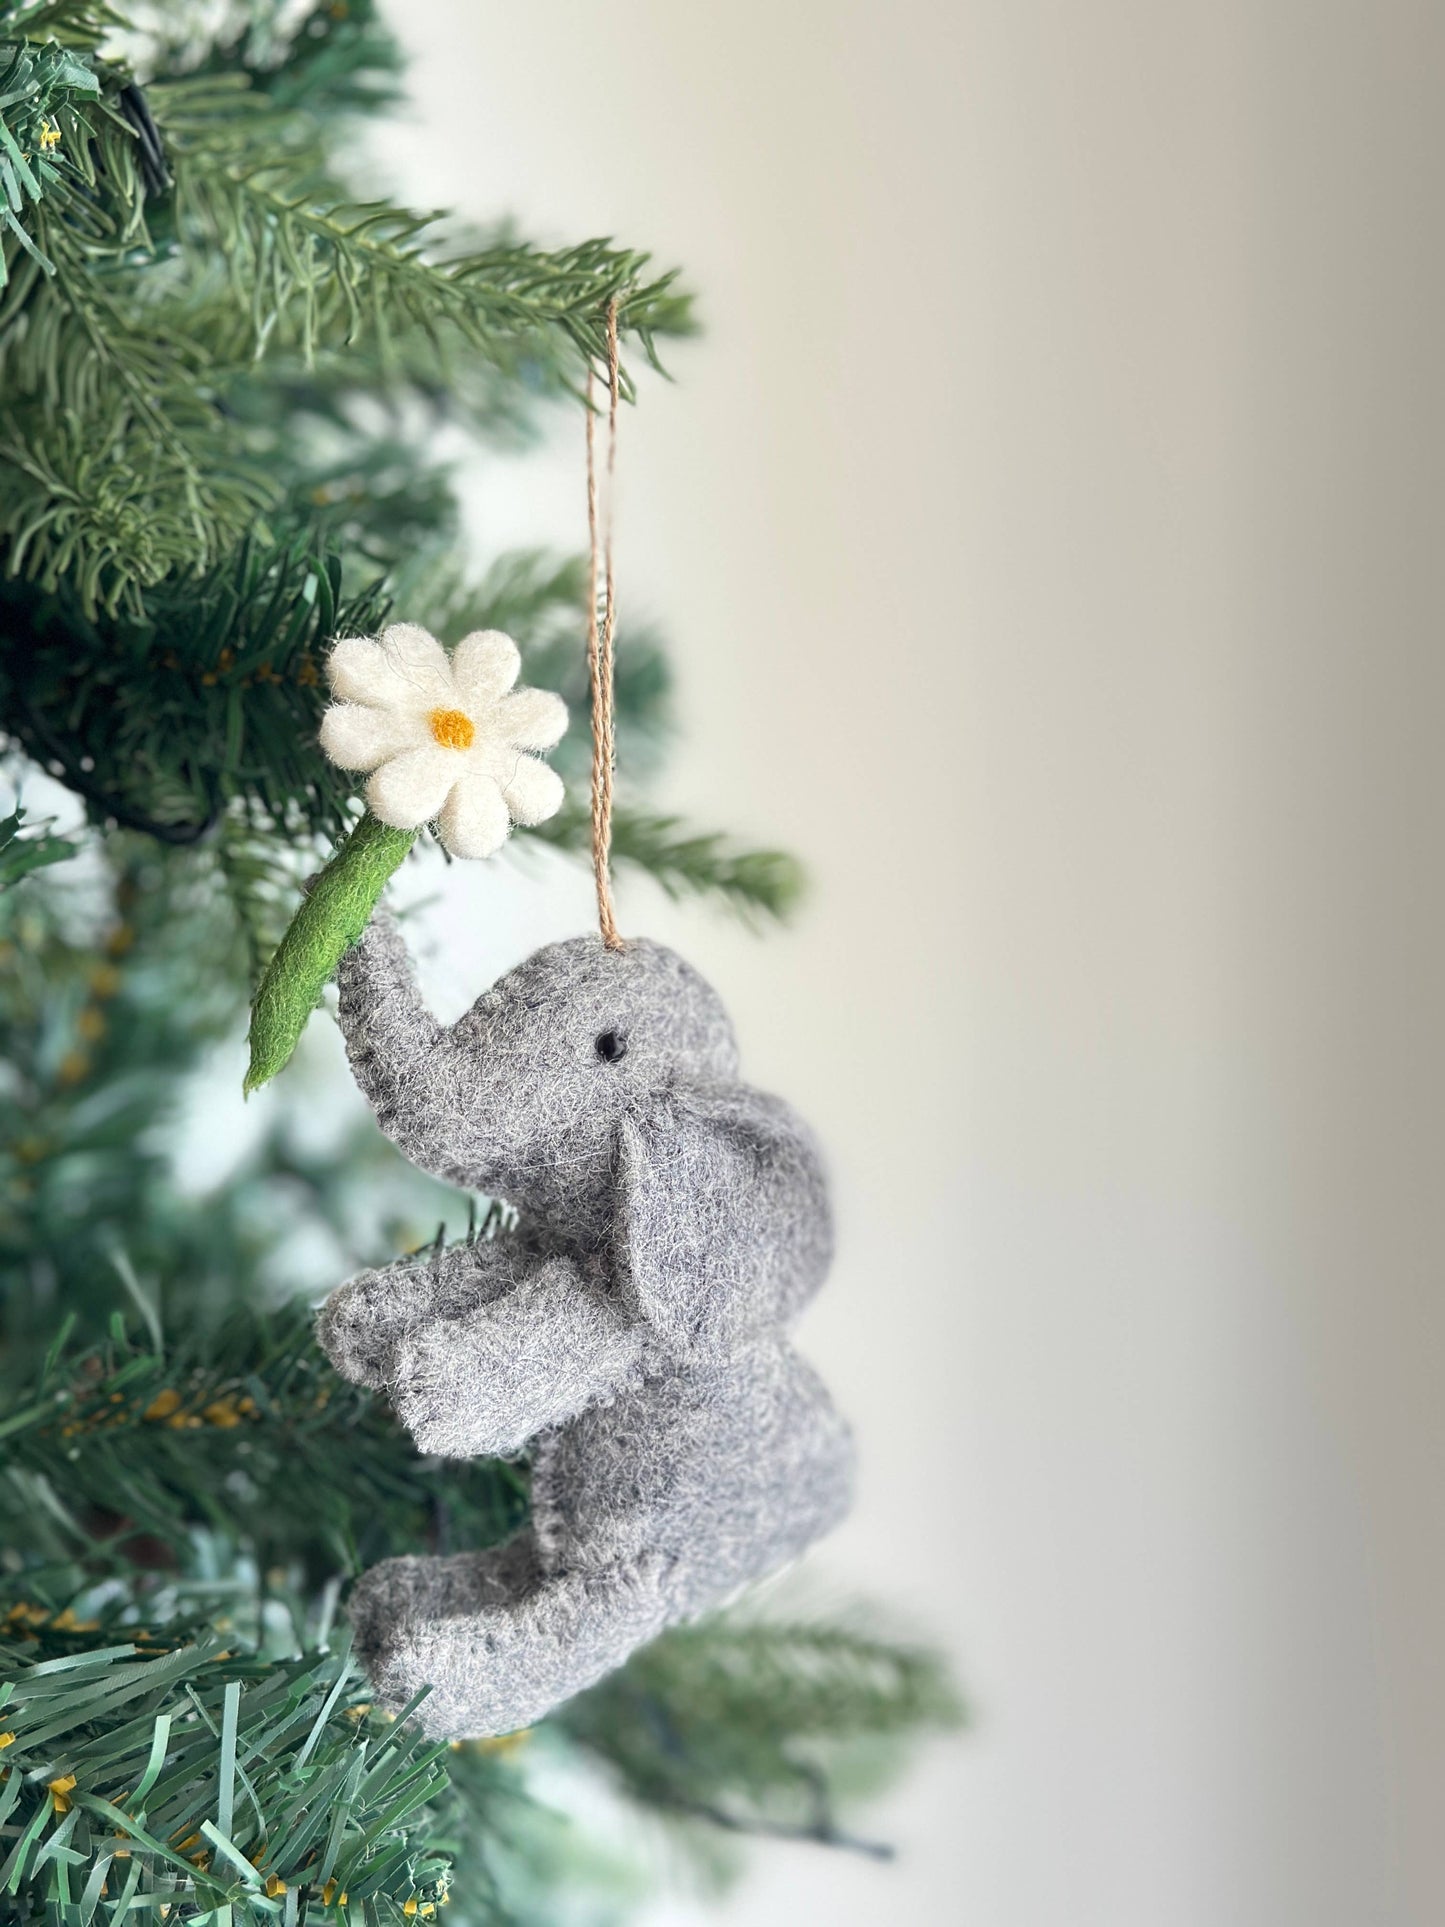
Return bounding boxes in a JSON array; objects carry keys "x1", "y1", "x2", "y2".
[
  {"x1": 56, "y1": 950, "x2": 125, "y2": 1090},
  {"x1": 140, "y1": 1386, "x2": 260, "y2": 1431},
  {"x1": 48, "y1": 1381, "x2": 261, "y2": 1446},
  {"x1": 2, "y1": 1601, "x2": 98, "y2": 1638},
  {"x1": 159, "y1": 647, "x2": 320, "y2": 691}
]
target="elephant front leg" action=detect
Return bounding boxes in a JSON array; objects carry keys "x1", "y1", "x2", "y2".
[
  {"x1": 348, "y1": 1549, "x2": 672, "y2": 1739},
  {"x1": 387, "y1": 1256, "x2": 644, "y2": 1459},
  {"x1": 317, "y1": 1238, "x2": 519, "y2": 1391}
]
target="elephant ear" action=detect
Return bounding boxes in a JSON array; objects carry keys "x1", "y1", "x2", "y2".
[{"x1": 612, "y1": 1082, "x2": 833, "y2": 1355}]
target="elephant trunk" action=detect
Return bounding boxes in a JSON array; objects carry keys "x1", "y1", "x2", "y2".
[{"x1": 336, "y1": 913, "x2": 468, "y2": 1177}]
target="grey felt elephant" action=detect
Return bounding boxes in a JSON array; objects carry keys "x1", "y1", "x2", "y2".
[{"x1": 317, "y1": 911, "x2": 853, "y2": 1738}]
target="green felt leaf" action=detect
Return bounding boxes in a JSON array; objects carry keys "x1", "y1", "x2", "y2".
[{"x1": 243, "y1": 811, "x2": 415, "y2": 1094}]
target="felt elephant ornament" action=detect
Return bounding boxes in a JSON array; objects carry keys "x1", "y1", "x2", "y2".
[{"x1": 317, "y1": 911, "x2": 854, "y2": 1738}]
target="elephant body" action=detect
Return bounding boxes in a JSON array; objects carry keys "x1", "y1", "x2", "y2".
[
  {"x1": 317, "y1": 914, "x2": 853, "y2": 1738},
  {"x1": 532, "y1": 1341, "x2": 853, "y2": 1599}
]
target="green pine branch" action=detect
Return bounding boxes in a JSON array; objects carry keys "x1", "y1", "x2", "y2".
[
  {"x1": 0, "y1": 533, "x2": 386, "y2": 838},
  {"x1": 560, "y1": 1616, "x2": 962, "y2": 1858},
  {"x1": 0, "y1": 36, "x2": 147, "y2": 279},
  {"x1": 0, "y1": 395, "x2": 275, "y2": 617},
  {"x1": 533, "y1": 803, "x2": 807, "y2": 925},
  {"x1": 146, "y1": 0, "x2": 404, "y2": 123},
  {"x1": 0, "y1": 4, "x2": 125, "y2": 57},
  {"x1": 0, "y1": 34, "x2": 112, "y2": 287},
  {"x1": 0, "y1": 802, "x2": 74, "y2": 888},
  {"x1": 168, "y1": 133, "x2": 691, "y2": 379},
  {"x1": 0, "y1": 1624, "x2": 462, "y2": 1925},
  {"x1": 0, "y1": 27, "x2": 692, "y2": 620},
  {"x1": 0, "y1": 1595, "x2": 958, "y2": 1926},
  {"x1": 0, "y1": 1303, "x2": 527, "y2": 1581},
  {"x1": 152, "y1": 60, "x2": 691, "y2": 379}
]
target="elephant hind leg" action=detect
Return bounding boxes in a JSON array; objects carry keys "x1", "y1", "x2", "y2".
[
  {"x1": 347, "y1": 1531, "x2": 541, "y2": 1679},
  {"x1": 349, "y1": 1550, "x2": 670, "y2": 1740}
]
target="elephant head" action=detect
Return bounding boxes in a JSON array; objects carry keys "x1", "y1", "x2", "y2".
[{"x1": 334, "y1": 916, "x2": 833, "y2": 1352}]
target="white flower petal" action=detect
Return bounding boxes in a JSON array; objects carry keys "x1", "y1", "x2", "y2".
[
  {"x1": 494, "y1": 686, "x2": 568, "y2": 751},
  {"x1": 437, "y1": 773, "x2": 512, "y2": 858},
  {"x1": 498, "y1": 753, "x2": 565, "y2": 826},
  {"x1": 329, "y1": 625, "x2": 454, "y2": 710},
  {"x1": 319, "y1": 702, "x2": 428, "y2": 772},
  {"x1": 451, "y1": 631, "x2": 520, "y2": 709},
  {"x1": 365, "y1": 745, "x2": 458, "y2": 829}
]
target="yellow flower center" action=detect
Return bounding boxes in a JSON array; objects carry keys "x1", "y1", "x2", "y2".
[{"x1": 428, "y1": 707, "x2": 475, "y2": 751}]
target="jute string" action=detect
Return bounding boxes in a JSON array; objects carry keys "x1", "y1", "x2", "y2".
[{"x1": 586, "y1": 299, "x2": 624, "y2": 949}]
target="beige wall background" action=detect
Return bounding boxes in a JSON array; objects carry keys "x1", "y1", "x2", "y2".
[{"x1": 364, "y1": 4, "x2": 1444, "y2": 1922}]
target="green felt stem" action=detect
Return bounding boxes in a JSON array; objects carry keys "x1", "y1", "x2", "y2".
[{"x1": 243, "y1": 813, "x2": 416, "y2": 1094}]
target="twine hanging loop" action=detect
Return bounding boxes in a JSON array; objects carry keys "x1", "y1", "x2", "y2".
[{"x1": 586, "y1": 300, "x2": 624, "y2": 949}]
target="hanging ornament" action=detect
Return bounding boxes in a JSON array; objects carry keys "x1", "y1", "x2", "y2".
[{"x1": 310, "y1": 305, "x2": 854, "y2": 1737}]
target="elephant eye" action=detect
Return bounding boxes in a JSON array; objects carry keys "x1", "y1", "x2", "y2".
[{"x1": 594, "y1": 1029, "x2": 627, "y2": 1064}]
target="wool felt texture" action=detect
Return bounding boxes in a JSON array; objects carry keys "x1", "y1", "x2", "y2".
[
  {"x1": 319, "y1": 624, "x2": 568, "y2": 859},
  {"x1": 244, "y1": 813, "x2": 416, "y2": 1094},
  {"x1": 317, "y1": 910, "x2": 854, "y2": 1738}
]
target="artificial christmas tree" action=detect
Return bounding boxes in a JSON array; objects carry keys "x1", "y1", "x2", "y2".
[{"x1": 0, "y1": 5, "x2": 958, "y2": 1919}]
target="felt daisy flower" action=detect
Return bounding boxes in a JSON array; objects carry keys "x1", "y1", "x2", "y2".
[{"x1": 319, "y1": 623, "x2": 568, "y2": 859}]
